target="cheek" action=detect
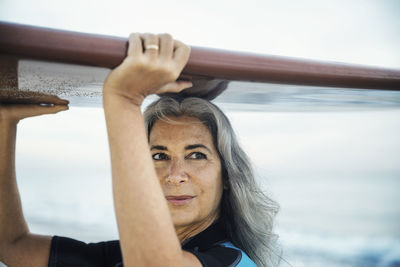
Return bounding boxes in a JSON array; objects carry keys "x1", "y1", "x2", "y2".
[
  {"x1": 199, "y1": 177, "x2": 223, "y2": 217},
  {"x1": 153, "y1": 161, "x2": 171, "y2": 179},
  {"x1": 195, "y1": 166, "x2": 223, "y2": 199},
  {"x1": 154, "y1": 163, "x2": 166, "y2": 176}
]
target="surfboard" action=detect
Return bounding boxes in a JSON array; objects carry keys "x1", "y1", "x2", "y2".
[{"x1": 1, "y1": 21, "x2": 400, "y2": 106}]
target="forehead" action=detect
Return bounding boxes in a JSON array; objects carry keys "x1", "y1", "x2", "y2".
[{"x1": 149, "y1": 116, "x2": 213, "y2": 146}]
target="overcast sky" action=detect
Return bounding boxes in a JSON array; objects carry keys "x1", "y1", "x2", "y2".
[{"x1": 1, "y1": 0, "x2": 400, "y2": 68}]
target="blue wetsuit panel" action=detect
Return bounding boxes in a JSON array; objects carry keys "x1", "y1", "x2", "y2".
[{"x1": 220, "y1": 242, "x2": 258, "y2": 267}]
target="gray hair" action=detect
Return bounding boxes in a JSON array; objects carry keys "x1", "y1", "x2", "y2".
[{"x1": 144, "y1": 96, "x2": 281, "y2": 267}]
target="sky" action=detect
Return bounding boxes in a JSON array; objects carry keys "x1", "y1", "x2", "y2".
[{"x1": 1, "y1": 0, "x2": 400, "y2": 68}]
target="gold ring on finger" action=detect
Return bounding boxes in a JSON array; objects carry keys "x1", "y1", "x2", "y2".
[{"x1": 145, "y1": 45, "x2": 159, "y2": 51}]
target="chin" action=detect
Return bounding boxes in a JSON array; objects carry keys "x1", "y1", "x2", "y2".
[{"x1": 170, "y1": 210, "x2": 197, "y2": 227}]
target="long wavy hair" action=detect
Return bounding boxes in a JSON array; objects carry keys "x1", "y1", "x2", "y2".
[{"x1": 144, "y1": 96, "x2": 281, "y2": 267}]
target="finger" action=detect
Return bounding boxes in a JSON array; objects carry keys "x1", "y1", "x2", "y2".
[
  {"x1": 7, "y1": 104, "x2": 68, "y2": 120},
  {"x1": 45, "y1": 104, "x2": 69, "y2": 113},
  {"x1": 25, "y1": 104, "x2": 68, "y2": 116},
  {"x1": 156, "y1": 81, "x2": 193, "y2": 94},
  {"x1": 173, "y1": 40, "x2": 191, "y2": 71},
  {"x1": 142, "y1": 33, "x2": 159, "y2": 60},
  {"x1": 158, "y1": 33, "x2": 174, "y2": 61},
  {"x1": 127, "y1": 33, "x2": 143, "y2": 58},
  {"x1": 51, "y1": 96, "x2": 69, "y2": 105},
  {"x1": 30, "y1": 95, "x2": 69, "y2": 105}
]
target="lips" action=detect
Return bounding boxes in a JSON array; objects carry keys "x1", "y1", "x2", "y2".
[{"x1": 166, "y1": 195, "x2": 194, "y2": 205}]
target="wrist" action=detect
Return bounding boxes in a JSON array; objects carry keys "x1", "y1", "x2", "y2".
[
  {"x1": 103, "y1": 90, "x2": 144, "y2": 107},
  {"x1": 102, "y1": 92, "x2": 144, "y2": 115}
]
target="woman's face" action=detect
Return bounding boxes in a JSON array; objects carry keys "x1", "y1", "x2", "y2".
[{"x1": 149, "y1": 116, "x2": 223, "y2": 228}]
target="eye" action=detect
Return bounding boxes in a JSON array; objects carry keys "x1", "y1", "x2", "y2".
[
  {"x1": 152, "y1": 153, "x2": 169, "y2": 160},
  {"x1": 187, "y1": 152, "x2": 207, "y2": 160}
]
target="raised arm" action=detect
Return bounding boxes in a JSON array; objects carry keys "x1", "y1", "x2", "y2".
[
  {"x1": 102, "y1": 33, "x2": 200, "y2": 267},
  {"x1": 0, "y1": 104, "x2": 67, "y2": 267}
]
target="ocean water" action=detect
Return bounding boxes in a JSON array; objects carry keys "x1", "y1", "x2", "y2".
[{"x1": 2, "y1": 86, "x2": 400, "y2": 267}]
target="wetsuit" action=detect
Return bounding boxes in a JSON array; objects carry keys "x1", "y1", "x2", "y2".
[{"x1": 47, "y1": 220, "x2": 257, "y2": 267}]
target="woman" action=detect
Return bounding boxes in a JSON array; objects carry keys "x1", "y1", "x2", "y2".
[{"x1": 0, "y1": 33, "x2": 279, "y2": 267}]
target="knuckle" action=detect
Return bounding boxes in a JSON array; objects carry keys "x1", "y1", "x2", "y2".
[
  {"x1": 159, "y1": 33, "x2": 173, "y2": 40},
  {"x1": 144, "y1": 33, "x2": 157, "y2": 40}
]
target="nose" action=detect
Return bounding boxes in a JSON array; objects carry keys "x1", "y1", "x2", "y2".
[{"x1": 165, "y1": 158, "x2": 188, "y2": 185}]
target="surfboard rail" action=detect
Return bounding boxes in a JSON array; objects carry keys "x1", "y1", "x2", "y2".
[{"x1": 0, "y1": 21, "x2": 400, "y2": 90}]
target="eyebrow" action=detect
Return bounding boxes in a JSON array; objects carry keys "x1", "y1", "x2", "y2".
[
  {"x1": 150, "y1": 145, "x2": 167, "y2": 151},
  {"x1": 185, "y1": 144, "x2": 212, "y2": 153},
  {"x1": 150, "y1": 144, "x2": 212, "y2": 153}
]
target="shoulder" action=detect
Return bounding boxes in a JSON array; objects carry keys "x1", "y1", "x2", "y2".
[
  {"x1": 186, "y1": 241, "x2": 257, "y2": 267},
  {"x1": 48, "y1": 236, "x2": 257, "y2": 267}
]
